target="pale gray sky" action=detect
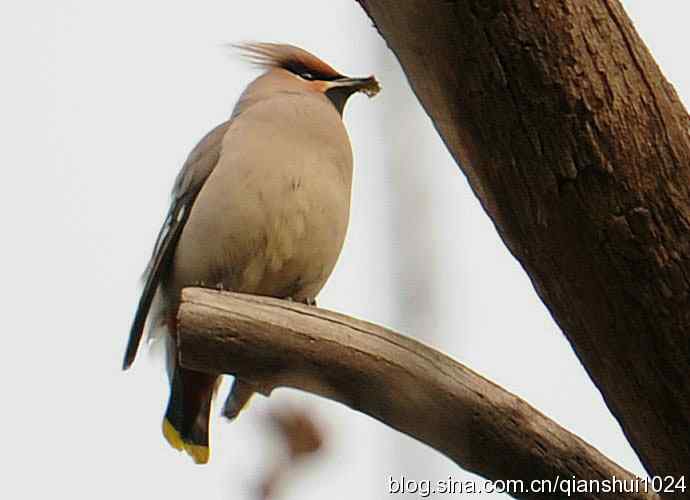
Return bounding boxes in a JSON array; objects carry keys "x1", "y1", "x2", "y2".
[{"x1": 2, "y1": 1, "x2": 688, "y2": 499}]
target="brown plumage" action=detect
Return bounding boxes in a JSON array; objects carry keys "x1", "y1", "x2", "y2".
[
  {"x1": 234, "y1": 42, "x2": 342, "y2": 80},
  {"x1": 124, "y1": 43, "x2": 379, "y2": 464}
]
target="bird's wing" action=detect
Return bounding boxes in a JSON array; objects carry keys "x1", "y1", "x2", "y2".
[{"x1": 123, "y1": 120, "x2": 232, "y2": 370}]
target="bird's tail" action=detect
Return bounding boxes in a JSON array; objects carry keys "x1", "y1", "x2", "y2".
[{"x1": 163, "y1": 364, "x2": 219, "y2": 464}]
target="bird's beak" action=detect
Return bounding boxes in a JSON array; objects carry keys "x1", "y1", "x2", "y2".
[{"x1": 328, "y1": 76, "x2": 381, "y2": 97}]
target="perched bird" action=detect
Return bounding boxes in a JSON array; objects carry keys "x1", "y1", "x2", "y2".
[{"x1": 123, "y1": 43, "x2": 380, "y2": 464}]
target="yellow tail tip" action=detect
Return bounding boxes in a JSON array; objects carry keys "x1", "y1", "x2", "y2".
[
  {"x1": 183, "y1": 442, "x2": 210, "y2": 464},
  {"x1": 162, "y1": 419, "x2": 184, "y2": 451},
  {"x1": 163, "y1": 418, "x2": 210, "y2": 464}
]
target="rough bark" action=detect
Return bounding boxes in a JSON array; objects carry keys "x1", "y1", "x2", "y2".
[
  {"x1": 178, "y1": 288, "x2": 658, "y2": 500},
  {"x1": 355, "y1": 0, "x2": 690, "y2": 481}
]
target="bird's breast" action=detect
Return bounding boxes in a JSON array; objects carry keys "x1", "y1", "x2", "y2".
[{"x1": 169, "y1": 97, "x2": 353, "y2": 304}]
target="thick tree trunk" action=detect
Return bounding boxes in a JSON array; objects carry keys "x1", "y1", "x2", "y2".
[{"x1": 355, "y1": 0, "x2": 690, "y2": 481}]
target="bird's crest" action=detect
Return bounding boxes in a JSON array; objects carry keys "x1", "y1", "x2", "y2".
[{"x1": 234, "y1": 42, "x2": 342, "y2": 81}]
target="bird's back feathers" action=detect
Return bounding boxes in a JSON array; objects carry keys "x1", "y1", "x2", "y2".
[{"x1": 123, "y1": 120, "x2": 232, "y2": 370}]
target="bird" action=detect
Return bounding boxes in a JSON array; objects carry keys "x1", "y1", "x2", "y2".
[{"x1": 123, "y1": 43, "x2": 380, "y2": 464}]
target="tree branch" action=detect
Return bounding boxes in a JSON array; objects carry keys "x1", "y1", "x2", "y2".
[
  {"x1": 354, "y1": 0, "x2": 690, "y2": 480},
  {"x1": 178, "y1": 288, "x2": 656, "y2": 500}
]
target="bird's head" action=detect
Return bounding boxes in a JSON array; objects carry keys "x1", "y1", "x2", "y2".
[{"x1": 235, "y1": 42, "x2": 380, "y2": 115}]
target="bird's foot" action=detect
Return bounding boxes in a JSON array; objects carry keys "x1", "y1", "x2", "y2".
[
  {"x1": 222, "y1": 378, "x2": 255, "y2": 421},
  {"x1": 285, "y1": 296, "x2": 316, "y2": 306}
]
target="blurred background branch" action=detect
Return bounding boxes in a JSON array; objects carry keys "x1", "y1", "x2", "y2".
[
  {"x1": 256, "y1": 408, "x2": 324, "y2": 500},
  {"x1": 177, "y1": 288, "x2": 656, "y2": 500}
]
